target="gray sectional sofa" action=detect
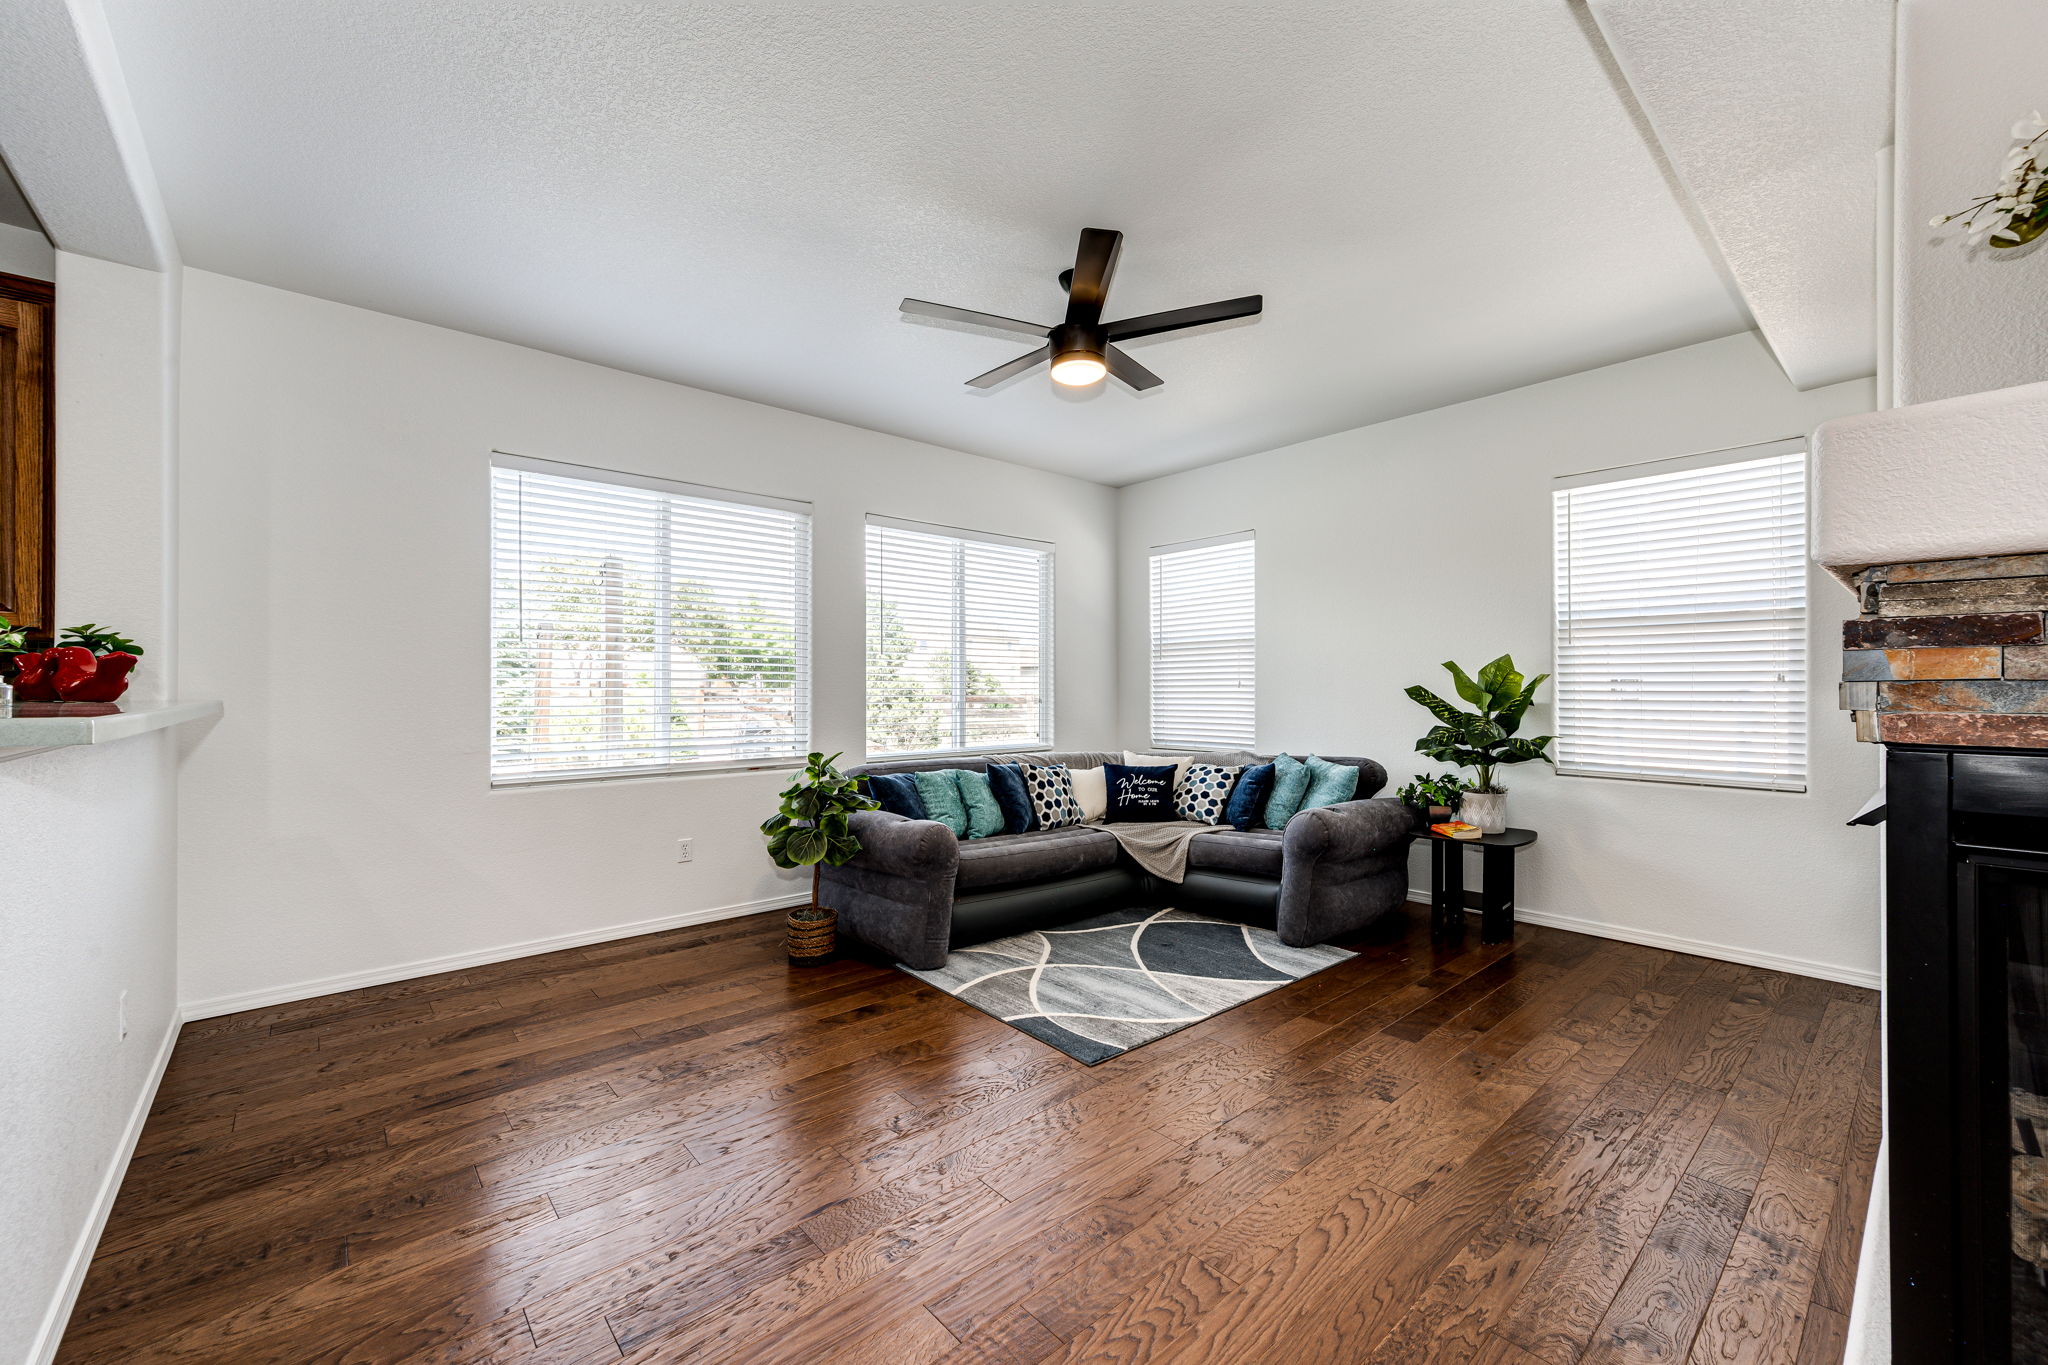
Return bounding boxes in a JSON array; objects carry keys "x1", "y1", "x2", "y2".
[{"x1": 823, "y1": 749, "x2": 1415, "y2": 970}]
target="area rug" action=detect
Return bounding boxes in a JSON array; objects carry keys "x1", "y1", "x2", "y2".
[{"x1": 901, "y1": 906, "x2": 1353, "y2": 1065}]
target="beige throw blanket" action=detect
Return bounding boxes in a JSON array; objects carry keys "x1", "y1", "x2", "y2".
[{"x1": 1095, "y1": 820, "x2": 1212, "y2": 882}]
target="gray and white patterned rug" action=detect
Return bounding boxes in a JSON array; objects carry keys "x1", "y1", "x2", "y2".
[{"x1": 901, "y1": 907, "x2": 1353, "y2": 1065}]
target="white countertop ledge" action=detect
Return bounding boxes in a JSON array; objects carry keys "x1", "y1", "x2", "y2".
[{"x1": 0, "y1": 699, "x2": 223, "y2": 758}]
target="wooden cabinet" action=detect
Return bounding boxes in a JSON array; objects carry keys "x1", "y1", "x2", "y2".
[{"x1": 0, "y1": 271, "x2": 52, "y2": 633}]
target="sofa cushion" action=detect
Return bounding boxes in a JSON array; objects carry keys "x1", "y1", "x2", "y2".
[
  {"x1": 985, "y1": 761, "x2": 1036, "y2": 834},
  {"x1": 1187, "y1": 829, "x2": 1286, "y2": 877},
  {"x1": 1104, "y1": 763, "x2": 1178, "y2": 822},
  {"x1": 954, "y1": 825, "x2": 1121, "y2": 891},
  {"x1": 1024, "y1": 763, "x2": 1084, "y2": 830},
  {"x1": 866, "y1": 771, "x2": 927, "y2": 821},
  {"x1": 1226, "y1": 762, "x2": 1275, "y2": 831},
  {"x1": 1263, "y1": 754, "x2": 1313, "y2": 829},
  {"x1": 913, "y1": 769, "x2": 969, "y2": 835},
  {"x1": 1299, "y1": 756, "x2": 1361, "y2": 812},
  {"x1": 1176, "y1": 762, "x2": 1243, "y2": 825},
  {"x1": 955, "y1": 769, "x2": 1006, "y2": 839}
]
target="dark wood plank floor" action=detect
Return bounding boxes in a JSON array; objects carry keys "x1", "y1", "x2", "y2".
[{"x1": 57, "y1": 903, "x2": 1880, "y2": 1365}]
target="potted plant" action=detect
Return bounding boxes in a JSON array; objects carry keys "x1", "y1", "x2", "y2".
[
  {"x1": 1395, "y1": 772, "x2": 1471, "y2": 832},
  {"x1": 8, "y1": 622, "x2": 144, "y2": 707},
  {"x1": 1405, "y1": 655, "x2": 1554, "y2": 834},
  {"x1": 760, "y1": 751, "x2": 879, "y2": 965}
]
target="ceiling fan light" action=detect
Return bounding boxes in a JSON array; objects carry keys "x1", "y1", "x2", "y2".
[{"x1": 1049, "y1": 352, "x2": 1107, "y2": 386}]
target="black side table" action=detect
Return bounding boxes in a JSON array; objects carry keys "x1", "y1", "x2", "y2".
[{"x1": 1417, "y1": 826, "x2": 1537, "y2": 944}]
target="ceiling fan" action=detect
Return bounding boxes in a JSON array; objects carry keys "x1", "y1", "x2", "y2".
[{"x1": 899, "y1": 227, "x2": 1262, "y2": 392}]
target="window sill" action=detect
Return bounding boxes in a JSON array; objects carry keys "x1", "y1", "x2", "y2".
[
  {"x1": 491, "y1": 757, "x2": 806, "y2": 789},
  {"x1": 863, "y1": 744, "x2": 1052, "y2": 764},
  {"x1": 1554, "y1": 767, "x2": 1807, "y2": 794}
]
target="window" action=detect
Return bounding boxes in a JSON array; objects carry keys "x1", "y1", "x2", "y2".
[
  {"x1": 1149, "y1": 532, "x2": 1255, "y2": 749},
  {"x1": 1552, "y1": 441, "x2": 1808, "y2": 791},
  {"x1": 490, "y1": 454, "x2": 810, "y2": 784},
  {"x1": 864, "y1": 517, "x2": 1052, "y2": 757}
]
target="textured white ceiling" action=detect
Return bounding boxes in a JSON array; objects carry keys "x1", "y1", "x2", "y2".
[
  {"x1": 1587, "y1": 0, "x2": 1893, "y2": 391},
  {"x1": 100, "y1": 1, "x2": 1752, "y2": 484}
]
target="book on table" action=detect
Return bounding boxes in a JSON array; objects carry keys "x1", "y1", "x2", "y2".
[{"x1": 1429, "y1": 821, "x2": 1483, "y2": 840}]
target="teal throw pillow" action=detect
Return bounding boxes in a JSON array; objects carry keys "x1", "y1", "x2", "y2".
[
  {"x1": 1299, "y1": 756, "x2": 1361, "y2": 812},
  {"x1": 954, "y1": 770, "x2": 1006, "y2": 839},
  {"x1": 1262, "y1": 753, "x2": 1313, "y2": 830},
  {"x1": 912, "y1": 769, "x2": 969, "y2": 836}
]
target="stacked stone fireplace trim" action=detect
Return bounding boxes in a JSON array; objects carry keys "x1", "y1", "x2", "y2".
[{"x1": 1840, "y1": 551, "x2": 2048, "y2": 747}]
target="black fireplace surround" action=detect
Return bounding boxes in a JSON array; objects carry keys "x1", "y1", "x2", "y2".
[{"x1": 1888, "y1": 745, "x2": 2048, "y2": 1362}]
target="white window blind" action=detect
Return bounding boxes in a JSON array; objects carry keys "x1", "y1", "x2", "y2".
[
  {"x1": 1552, "y1": 443, "x2": 1808, "y2": 791},
  {"x1": 864, "y1": 517, "x2": 1052, "y2": 757},
  {"x1": 490, "y1": 454, "x2": 810, "y2": 784},
  {"x1": 1150, "y1": 532, "x2": 1255, "y2": 749}
]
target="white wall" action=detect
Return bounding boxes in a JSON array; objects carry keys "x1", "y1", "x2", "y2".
[
  {"x1": 1, "y1": 250, "x2": 182, "y2": 1365},
  {"x1": 1118, "y1": 331, "x2": 1881, "y2": 985},
  {"x1": 174, "y1": 268, "x2": 1119, "y2": 1014},
  {"x1": 1895, "y1": 0, "x2": 2048, "y2": 404}
]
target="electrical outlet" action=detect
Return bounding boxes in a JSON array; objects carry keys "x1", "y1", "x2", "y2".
[
  {"x1": 676, "y1": 838, "x2": 694, "y2": 864},
  {"x1": 118, "y1": 990, "x2": 128, "y2": 1043}
]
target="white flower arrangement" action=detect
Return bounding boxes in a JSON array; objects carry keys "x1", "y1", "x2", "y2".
[{"x1": 1932, "y1": 112, "x2": 2048, "y2": 248}]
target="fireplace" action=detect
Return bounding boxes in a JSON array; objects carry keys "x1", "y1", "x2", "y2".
[{"x1": 1888, "y1": 746, "x2": 2048, "y2": 1361}]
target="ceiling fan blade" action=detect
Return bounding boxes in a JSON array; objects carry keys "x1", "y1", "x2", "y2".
[
  {"x1": 900, "y1": 298, "x2": 1051, "y2": 339},
  {"x1": 1105, "y1": 345, "x2": 1164, "y2": 392},
  {"x1": 965, "y1": 344, "x2": 1051, "y2": 389},
  {"x1": 1104, "y1": 294, "x2": 1263, "y2": 342},
  {"x1": 1063, "y1": 228, "x2": 1123, "y2": 326}
]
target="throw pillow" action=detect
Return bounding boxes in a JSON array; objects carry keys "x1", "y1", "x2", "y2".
[
  {"x1": 1069, "y1": 765, "x2": 1109, "y2": 823},
  {"x1": 1104, "y1": 763, "x2": 1178, "y2": 822},
  {"x1": 984, "y1": 762, "x2": 1037, "y2": 834},
  {"x1": 865, "y1": 772, "x2": 927, "y2": 821},
  {"x1": 954, "y1": 770, "x2": 1006, "y2": 839},
  {"x1": 912, "y1": 769, "x2": 969, "y2": 836},
  {"x1": 1124, "y1": 750, "x2": 1192, "y2": 787},
  {"x1": 1225, "y1": 762, "x2": 1275, "y2": 831},
  {"x1": 1299, "y1": 756, "x2": 1361, "y2": 812},
  {"x1": 1262, "y1": 753, "x2": 1313, "y2": 830},
  {"x1": 1024, "y1": 763, "x2": 1083, "y2": 830},
  {"x1": 1175, "y1": 762, "x2": 1243, "y2": 825}
]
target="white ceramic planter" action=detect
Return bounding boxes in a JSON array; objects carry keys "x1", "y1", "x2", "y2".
[{"x1": 1460, "y1": 790, "x2": 1507, "y2": 834}]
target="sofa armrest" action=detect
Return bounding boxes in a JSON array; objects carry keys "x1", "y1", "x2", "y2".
[
  {"x1": 1281, "y1": 797, "x2": 1415, "y2": 864},
  {"x1": 846, "y1": 809, "x2": 960, "y2": 877}
]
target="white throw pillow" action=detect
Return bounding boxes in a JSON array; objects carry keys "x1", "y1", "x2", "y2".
[
  {"x1": 1069, "y1": 765, "x2": 1109, "y2": 823},
  {"x1": 1124, "y1": 751, "x2": 1192, "y2": 788}
]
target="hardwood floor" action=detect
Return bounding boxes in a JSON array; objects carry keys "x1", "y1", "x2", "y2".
[{"x1": 56, "y1": 904, "x2": 1879, "y2": 1365}]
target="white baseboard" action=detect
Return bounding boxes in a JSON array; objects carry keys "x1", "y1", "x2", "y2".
[
  {"x1": 178, "y1": 892, "x2": 811, "y2": 1022},
  {"x1": 1407, "y1": 890, "x2": 1881, "y2": 991},
  {"x1": 29, "y1": 1009, "x2": 182, "y2": 1365}
]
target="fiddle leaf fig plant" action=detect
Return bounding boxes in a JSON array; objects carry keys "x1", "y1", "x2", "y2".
[
  {"x1": 761, "y1": 751, "x2": 879, "y2": 913},
  {"x1": 1406, "y1": 654, "x2": 1554, "y2": 794}
]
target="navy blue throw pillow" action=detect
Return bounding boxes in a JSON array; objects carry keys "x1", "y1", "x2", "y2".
[
  {"x1": 984, "y1": 762, "x2": 1037, "y2": 834},
  {"x1": 866, "y1": 772, "x2": 927, "y2": 821},
  {"x1": 1226, "y1": 762, "x2": 1276, "y2": 832},
  {"x1": 1104, "y1": 763, "x2": 1178, "y2": 823}
]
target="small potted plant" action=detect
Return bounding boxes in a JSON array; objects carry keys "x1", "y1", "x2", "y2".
[
  {"x1": 8, "y1": 622, "x2": 144, "y2": 708},
  {"x1": 760, "y1": 751, "x2": 879, "y2": 965},
  {"x1": 1406, "y1": 655, "x2": 1554, "y2": 834},
  {"x1": 1396, "y1": 772, "x2": 1470, "y2": 832}
]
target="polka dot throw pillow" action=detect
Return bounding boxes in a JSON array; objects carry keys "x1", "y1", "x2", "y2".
[{"x1": 1174, "y1": 763, "x2": 1244, "y2": 825}]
